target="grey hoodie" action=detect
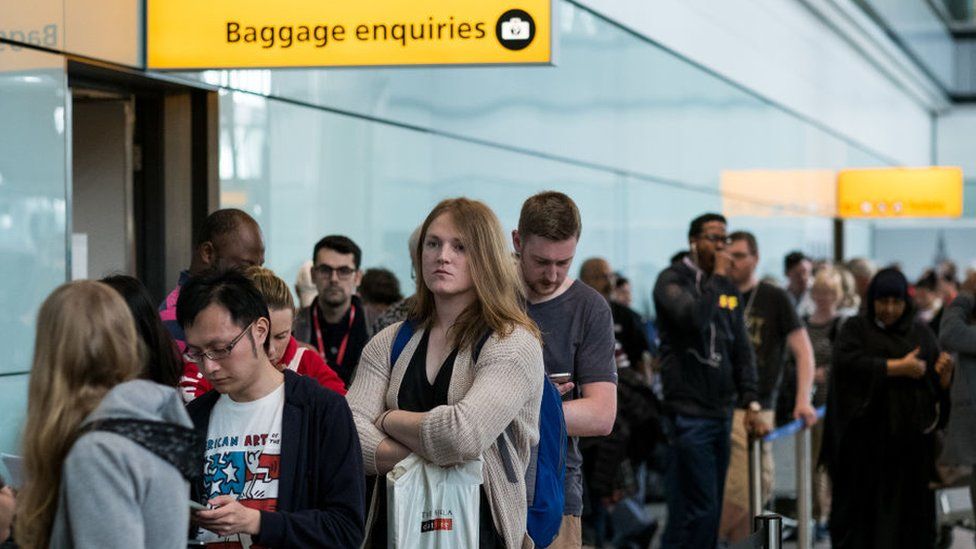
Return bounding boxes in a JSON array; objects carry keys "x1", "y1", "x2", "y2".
[{"x1": 49, "y1": 380, "x2": 194, "y2": 549}]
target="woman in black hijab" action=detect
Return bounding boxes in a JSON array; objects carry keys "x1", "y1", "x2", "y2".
[{"x1": 822, "y1": 268, "x2": 950, "y2": 548}]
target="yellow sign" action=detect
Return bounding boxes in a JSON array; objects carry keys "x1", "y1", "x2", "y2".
[
  {"x1": 721, "y1": 169, "x2": 836, "y2": 218},
  {"x1": 147, "y1": 0, "x2": 552, "y2": 69},
  {"x1": 837, "y1": 167, "x2": 963, "y2": 219}
]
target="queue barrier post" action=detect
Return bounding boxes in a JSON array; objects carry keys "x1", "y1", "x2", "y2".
[
  {"x1": 753, "y1": 513, "x2": 783, "y2": 549},
  {"x1": 749, "y1": 435, "x2": 763, "y2": 522}
]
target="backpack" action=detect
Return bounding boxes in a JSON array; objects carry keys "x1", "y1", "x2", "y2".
[{"x1": 390, "y1": 320, "x2": 567, "y2": 548}]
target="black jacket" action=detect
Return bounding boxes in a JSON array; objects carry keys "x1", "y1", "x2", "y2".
[
  {"x1": 187, "y1": 370, "x2": 365, "y2": 548},
  {"x1": 653, "y1": 257, "x2": 758, "y2": 418}
]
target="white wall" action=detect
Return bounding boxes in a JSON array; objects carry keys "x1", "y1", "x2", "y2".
[
  {"x1": 937, "y1": 105, "x2": 976, "y2": 174},
  {"x1": 576, "y1": 0, "x2": 937, "y2": 166}
]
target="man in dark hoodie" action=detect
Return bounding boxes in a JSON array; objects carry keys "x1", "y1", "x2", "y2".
[
  {"x1": 653, "y1": 213, "x2": 764, "y2": 548},
  {"x1": 179, "y1": 270, "x2": 365, "y2": 548}
]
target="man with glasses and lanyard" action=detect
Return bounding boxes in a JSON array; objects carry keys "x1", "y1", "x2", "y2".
[
  {"x1": 180, "y1": 270, "x2": 365, "y2": 548},
  {"x1": 653, "y1": 213, "x2": 765, "y2": 548},
  {"x1": 294, "y1": 235, "x2": 371, "y2": 386}
]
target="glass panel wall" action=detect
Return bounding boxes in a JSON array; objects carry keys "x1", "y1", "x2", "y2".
[
  {"x1": 171, "y1": 0, "x2": 890, "y2": 317},
  {"x1": 0, "y1": 47, "x2": 68, "y2": 455}
]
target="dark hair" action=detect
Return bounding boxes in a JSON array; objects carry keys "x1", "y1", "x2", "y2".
[
  {"x1": 196, "y1": 208, "x2": 258, "y2": 247},
  {"x1": 688, "y1": 213, "x2": 726, "y2": 238},
  {"x1": 518, "y1": 191, "x2": 582, "y2": 241},
  {"x1": 784, "y1": 251, "x2": 809, "y2": 275},
  {"x1": 313, "y1": 235, "x2": 362, "y2": 269},
  {"x1": 916, "y1": 270, "x2": 938, "y2": 291},
  {"x1": 615, "y1": 274, "x2": 629, "y2": 288},
  {"x1": 360, "y1": 268, "x2": 403, "y2": 306},
  {"x1": 729, "y1": 231, "x2": 759, "y2": 256},
  {"x1": 670, "y1": 250, "x2": 690, "y2": 264},
  {"x1": 101, "y1": 275, "x2": 182, "y2": 387},
  {"x1": 176, "y1": 270, "x2": 271, "y2": 353}
]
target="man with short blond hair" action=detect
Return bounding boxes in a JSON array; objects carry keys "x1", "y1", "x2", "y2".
[{"x1": 514, "y1": 191, "x2": 617, "y2": 549}]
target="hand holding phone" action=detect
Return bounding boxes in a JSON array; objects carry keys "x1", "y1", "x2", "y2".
[
  {"x1": 548, "y1": 373, "x2": 574, "y2": 396},
  {"x1": 548, "y1": 372, "x2": 572, "y2": 384}
]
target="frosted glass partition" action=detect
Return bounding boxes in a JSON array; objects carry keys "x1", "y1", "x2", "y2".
[
  {"x1": 0, "y1": 375, "x2": 29, "y2": 456},
  {"x1": 219, "y1": 94, "x2": 624, "y2": 301},
  {"x1": 0, "y1": 48, "x2": 68, "y2": 376},
  {"x1": 173, "y1": 1, "x2": 892, "y2": 195},
  {"x1": 217, "y1": 92, "x2": 882, "y2": 317}
]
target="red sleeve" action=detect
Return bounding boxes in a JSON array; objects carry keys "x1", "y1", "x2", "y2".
[
  {"x1": 179, "y1": 361, "x2": 213, "y2": 403},
  {"x1": 298, "y1": 350, "x2": 348, "y2": 396}
]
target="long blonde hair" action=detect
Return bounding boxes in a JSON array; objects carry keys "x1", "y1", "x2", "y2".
[
  {"x1": 16, "y1": 281, "x2": 141, "y2": 549},
  {"x1": 411, "y1": 198, "x2": 541, "y2": 351}
]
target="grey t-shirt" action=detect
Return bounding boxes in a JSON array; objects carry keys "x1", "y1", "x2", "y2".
[{"x1": 527, "y1": 279, "x2": 617, "y2": 515}]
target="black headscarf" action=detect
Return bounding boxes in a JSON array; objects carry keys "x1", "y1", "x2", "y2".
[{"x1": 865, "y1": 267, "x2": 916, "y2": 334}]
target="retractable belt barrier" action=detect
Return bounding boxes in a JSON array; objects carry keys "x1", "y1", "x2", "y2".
[
  {"x1": 748, "y1": 406, "x2": 826, "y2": 549},
  {"x1": 762, "y1": 406, "x2": 826, "y2": 443}
]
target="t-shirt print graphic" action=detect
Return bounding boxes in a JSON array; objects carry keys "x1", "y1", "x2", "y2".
[
  {"x1": 202, "y1": 443, "x2": 281, "y2": 549},
  {"x1": 200, "y1": 384, "x2": 285, "y2": 549},
  {"x1": 205, "y1": 445, "x2": 281, "y2": 509}
]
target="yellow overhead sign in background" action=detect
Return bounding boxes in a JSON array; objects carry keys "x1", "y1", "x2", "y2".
[
  {"x1": 721, "y1": 169, "x2": 836, "y2": 218},
  {"x1": 147, "y1": 0, "x2": 552, "y2": 69},
  {"x1": 837, "y1": 167, "x2": 963, "y2": 219}
]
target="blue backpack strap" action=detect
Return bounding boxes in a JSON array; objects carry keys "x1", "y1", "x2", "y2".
[{"x1": 390, "y1": 320, "x2": 416, "y2": 368}]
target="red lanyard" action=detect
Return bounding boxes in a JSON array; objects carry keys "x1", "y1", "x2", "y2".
[{"x1": 313, "y1": 302, "x2": 356, "y2": 367}]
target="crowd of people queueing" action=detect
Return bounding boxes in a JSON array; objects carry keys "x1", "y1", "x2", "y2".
[{"x1": 0, "y1": 193, "x2": 973, "y2": 549}]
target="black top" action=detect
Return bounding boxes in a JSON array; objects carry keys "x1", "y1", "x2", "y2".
[
  {"x1": 394, "y1": 331, "x2": 502, "y2": 548},
  {"x1": 309, "y1": 295, "x2": 371, "y2": 385},
  {"x1": 652, "y1": 257, "x2": 758, "y2": 418},
  {"x1": 741, "y1": 282, "x2": 803, "y2": 408},
  {"x1": 398, "y1": 330, "x2": 457, "y2": 413},
  {"x1": 610, "y1": 301, "x2": 652, "y2": 369}
]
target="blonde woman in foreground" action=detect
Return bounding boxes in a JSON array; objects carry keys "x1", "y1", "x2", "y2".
[{"x1": 16, "y1": 281, "x2": 198, "y2": 549}]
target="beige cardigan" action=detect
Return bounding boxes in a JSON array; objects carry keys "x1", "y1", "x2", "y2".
[{"x1": 348, "y1": 322, "x2": 544, "y2": 548}]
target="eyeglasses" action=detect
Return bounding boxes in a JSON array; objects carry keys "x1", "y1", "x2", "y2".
[
  {"x1": 700, "y1": 233, "x2": 732, "y2": 246},
  {"x1": 183, "y1": 322, "x2": 253, "y2": 363},
  {"x1": 313, "y1": 264, "x2": 357, "y2": 279}
]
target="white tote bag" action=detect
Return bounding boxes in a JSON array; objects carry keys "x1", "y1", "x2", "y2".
[{"x1": 386, "y1": 453, "x2": 483, "y2": 549}]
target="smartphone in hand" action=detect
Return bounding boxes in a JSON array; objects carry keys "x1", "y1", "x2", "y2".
[{"x1": 548, "y1": 372, "x2": 572, "y2": 384}]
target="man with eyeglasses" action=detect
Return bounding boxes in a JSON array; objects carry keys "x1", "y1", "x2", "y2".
[
  {"x1": 719, "y1": 231, "x2": 817, "y2": 543},
  {"x1": 294, "y1": 235, "x2": 371, "y2": 386},
  {"x1": 652, "y1": 212, "x2": 764, "y2": 548},
  {"x1": 179, "y1": 270, "x2": 364, "y2": 549},
  {"x1": 160, "y1": 208, "x2": 266, "y2": 403}
]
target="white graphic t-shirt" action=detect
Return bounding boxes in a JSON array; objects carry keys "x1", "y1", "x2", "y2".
[{"x1": 199, "y1": 383, "x2": 285, "y2": 549}]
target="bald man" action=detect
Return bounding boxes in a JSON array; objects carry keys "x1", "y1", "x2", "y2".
[
  {"x1": 579, "y1": 258, "x2": 652, "y2": 373},
  {"x1": 160, "y1": 208, "x2": 265, "y2": 401}
]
